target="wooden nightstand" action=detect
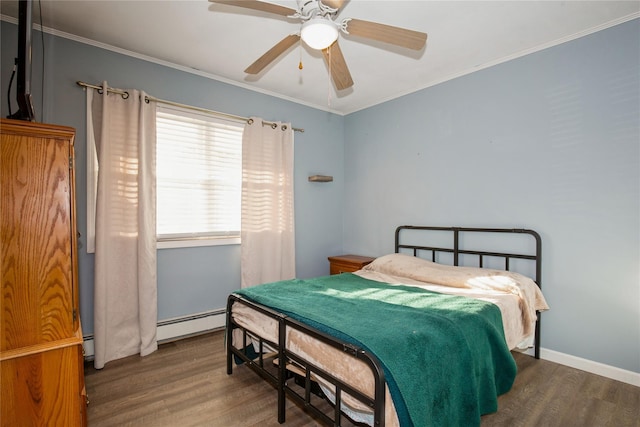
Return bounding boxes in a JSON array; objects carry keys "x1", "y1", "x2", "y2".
[{"x1": 328, "y1": 255, "x2": 376, "y2": 275}]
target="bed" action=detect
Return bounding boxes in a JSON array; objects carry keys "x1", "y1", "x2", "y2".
[{"x1": 225, "y1": 226, "x2": 549, "y2": 426}]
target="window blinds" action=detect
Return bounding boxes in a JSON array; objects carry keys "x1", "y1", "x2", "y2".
[{"x1": 156, "y1": 106, "x2": 243, "y2": 240}]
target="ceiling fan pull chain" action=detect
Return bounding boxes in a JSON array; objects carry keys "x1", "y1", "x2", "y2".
[{"x1": 298, "y1": 39, "x2": 303, "y2": 70}]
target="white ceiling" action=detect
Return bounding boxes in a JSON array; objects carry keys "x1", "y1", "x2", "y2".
[{"x1": 1, "y1": 1, "x2": 638, "y2": 114}]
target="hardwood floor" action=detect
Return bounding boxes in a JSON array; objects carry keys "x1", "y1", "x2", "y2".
[{"x1": 84, "y1": 330, "x2": 640, "y2": 427}]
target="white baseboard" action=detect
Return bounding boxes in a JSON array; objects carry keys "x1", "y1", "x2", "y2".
[
  {"x1": 82, "y1": 308, "x2": 226, "y2": 359},
  {"x1": 521, "y1": 346, "x2": 639, "y2": 386},
  {"x1": 83, "y1": 312, "x2": 639, "y2": 387},
  {"x1": 539, "y1": 348, "x2": 640, "y2": 387},
  {"x1": 156, "y1": 309, "x2": 226, "y2": 342}
]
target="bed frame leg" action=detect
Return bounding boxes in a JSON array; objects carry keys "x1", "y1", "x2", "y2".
[
  {"x1": 226, "y1": 299, "x2": 234, "y2": 374},
  {"x1": 277, "y1": 318, "x2": 287, "y2": 423},
  {"x1": 277, "y1": 365, "x2": 285, "y2": 424},
  {"x1": 277, "y1": 398, "x2": 285, "y2": 424},
  {"x1": 226, "y1": 339, "x2": 233, "y2": 375},
  {"x1": 534, "y1": 312, "x2": 541, "y2": 359}
]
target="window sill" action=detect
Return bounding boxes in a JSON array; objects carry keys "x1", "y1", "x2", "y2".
[{"x1": 157, "y1": 237, "x2": 240, "y2": 249}]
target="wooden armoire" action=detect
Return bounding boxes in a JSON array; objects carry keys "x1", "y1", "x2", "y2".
[{"x1": 0, "y1": 119, "x2": 87, "y2": 426}]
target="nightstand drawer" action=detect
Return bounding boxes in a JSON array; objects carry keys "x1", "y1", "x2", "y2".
[{"x1": 328, "y1": 255, "x2": 375, "y2": 275}]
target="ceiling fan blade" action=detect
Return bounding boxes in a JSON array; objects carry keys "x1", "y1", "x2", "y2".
[
  {"x1": 321, "y1": 0, "x2": 347, "y2": 12},
  {"x1": 245, "y1": 34, "x2": 300, "y2": 74},
  {"x1": 345, "y1": 18, "x2": 427, "y2": 50},
  {"x1": 209, "y1": 0, "x2": 297, "y2": 17},
  {"x1": 322, "y1": 41, "x2": 353, "y2": 91}
]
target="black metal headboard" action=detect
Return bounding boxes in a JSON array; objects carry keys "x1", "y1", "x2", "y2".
[{"x1": 395, "y1": 225, "x2": 542, "y2": 358}]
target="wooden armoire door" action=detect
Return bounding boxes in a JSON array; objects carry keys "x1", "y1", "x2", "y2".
[
  {"x1": 1, "y1": 118, "x2": 85, "y2": 426},
  {"x1": 1, "y1": 119, "x2": 78, "y2": 349}
]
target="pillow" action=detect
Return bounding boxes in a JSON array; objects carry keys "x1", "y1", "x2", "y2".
[
  {"x1": 363, "y1": 253, "x2": 549, "y2": 327},
  {"x1": 363, "y1": 253, "x2": 469, "y2": 288}
]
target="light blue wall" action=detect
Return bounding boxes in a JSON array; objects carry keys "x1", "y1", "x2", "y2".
[
  {"x1": 343, "y1": 19, "x2": 639, "y2": 372},
  {"x1": 1, "y1": 21, "x2": 346, "y2": 332}
]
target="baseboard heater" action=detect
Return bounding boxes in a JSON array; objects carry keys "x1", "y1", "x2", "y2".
[{"x1": 82, "y1": 308, "x2": 226, "y2": 360}]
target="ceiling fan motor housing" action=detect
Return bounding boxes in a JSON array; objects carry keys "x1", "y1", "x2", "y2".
[{"x1": 297, "y1": 0, "x2": 338, "y2": 20}]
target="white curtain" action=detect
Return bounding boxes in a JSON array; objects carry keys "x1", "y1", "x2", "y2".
[
  {"x1": 89, "y1": 82, "x2": 158, "y2": 369},
  {"x1": 241, "y1": 118, "x2": 296, "y2": 288}
]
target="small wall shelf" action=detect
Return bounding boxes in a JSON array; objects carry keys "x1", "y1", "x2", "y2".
[{"x1": 308, "y1": 175, "x2": 333, "y2": 182}]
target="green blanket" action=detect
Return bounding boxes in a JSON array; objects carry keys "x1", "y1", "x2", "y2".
[{"x1": 234, "y1": 273, "x2": 516, "y2": 427}]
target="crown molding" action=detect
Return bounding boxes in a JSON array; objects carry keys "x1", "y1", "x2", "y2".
[{"x1": 2, "y1": 12, "x2": 638, "y2": 116}]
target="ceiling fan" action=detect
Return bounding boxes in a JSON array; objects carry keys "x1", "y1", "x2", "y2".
[{"x1": 209, "y1": 0, "x2": 428, "y2": 91}]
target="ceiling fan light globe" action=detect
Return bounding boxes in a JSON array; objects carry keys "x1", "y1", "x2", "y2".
[{"x1": 301, "y1": 18, "x2": 339, "y2": 50}]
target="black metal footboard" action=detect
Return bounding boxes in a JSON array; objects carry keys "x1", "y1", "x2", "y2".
[{"x1": 226, "y1": 294, "x2": 386, "y2": 426}]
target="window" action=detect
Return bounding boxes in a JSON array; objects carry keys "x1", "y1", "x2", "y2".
[
  {"x1": 155, "y1": 105, "x2": 243, "y2": 248},
  {"x1": 86, "y1": 103, "x2": 244, "y2": 252}
]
